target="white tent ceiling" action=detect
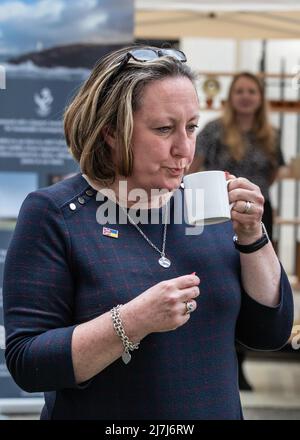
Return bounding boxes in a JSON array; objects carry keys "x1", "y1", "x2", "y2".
[{"x1": 135, "y1": 1, "x2": 300, "y2": 39}]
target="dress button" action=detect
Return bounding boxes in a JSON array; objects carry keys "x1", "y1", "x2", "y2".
[
  {"x1": 78, "y1": 197, "x2": 85, "y2": 205},
  {"x1": 85, "y1": 189, "x2": 94, "y2": 197},
  {"x1": 69, "y1": 203, "x2": 77, "y2": 211}
]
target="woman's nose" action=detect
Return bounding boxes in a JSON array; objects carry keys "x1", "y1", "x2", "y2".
[{"x1": 171, "y1": 132, "x2": 192, "y2": 157}]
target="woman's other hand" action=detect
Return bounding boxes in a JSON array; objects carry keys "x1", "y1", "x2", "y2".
[
  {"x1": 226, "y1": 173, "x2": 264, "y2": 244},
  {"x1": 121, "y1": 273, "x2": 200, "y2": 339}
]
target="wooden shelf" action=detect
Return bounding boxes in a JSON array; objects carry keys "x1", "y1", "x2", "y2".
[
  {"x1": 269, "y1": 101, "x2": 300, "y2": 113},
  {"x1": 197, "y1": 72, "x2": 295, "y2": 79},
  {"x1": 275, "y1": 217, "x2": 300, "y2": 226},
  {"x1": 292, "y1": 281, "x2": 300, "y2": 291},
  {"x1": 201, "y1": 100, "x2": 300, "y2": 113}
]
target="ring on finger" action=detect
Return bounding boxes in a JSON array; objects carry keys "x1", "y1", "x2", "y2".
[
  {"x1": 185, "y1": 301, "x2": 195, "y2": 314},
  {"x1": 243, "y1": 201, "x2": 253, "y2": 214}
]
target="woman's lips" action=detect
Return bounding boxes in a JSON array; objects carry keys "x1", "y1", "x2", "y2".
[{"x1": 167, "y1": 168, "x2": 184, "y2": 176}]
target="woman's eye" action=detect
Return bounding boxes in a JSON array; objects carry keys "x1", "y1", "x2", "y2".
[
  {"x1": 187, "y1": 124, "x2": 198, "y2": 132},
  {"x1": 156, "y1": 126, "x2": 171, "y2": 133}
]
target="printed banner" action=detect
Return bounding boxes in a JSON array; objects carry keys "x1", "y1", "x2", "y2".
[{"x1": 0, "y1": 0, "x2": 134, "y2": 401}]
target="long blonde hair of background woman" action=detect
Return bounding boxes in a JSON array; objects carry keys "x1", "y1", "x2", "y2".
[{"x1": 222, "y1": 72, "x2": 277, "y2": 163}]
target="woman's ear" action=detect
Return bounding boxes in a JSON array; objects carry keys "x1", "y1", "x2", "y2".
[{"x1": 102, "y1": 126, "x2": 117, "y2": 149}]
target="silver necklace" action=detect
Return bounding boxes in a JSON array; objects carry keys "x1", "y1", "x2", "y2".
[{"x1": 120, "y1": 202, "x2": 171, "y2": 268}]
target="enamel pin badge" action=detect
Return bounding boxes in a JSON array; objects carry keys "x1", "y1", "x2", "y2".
[{"x1": 102, "y1": 227, "x2": 119, "y2": 239}]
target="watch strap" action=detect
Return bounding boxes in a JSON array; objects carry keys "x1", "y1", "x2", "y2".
[{"x1": 233, "y1": 222, "x2": 269, "y2": 254}]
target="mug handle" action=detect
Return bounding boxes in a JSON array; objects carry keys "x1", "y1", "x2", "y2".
[{"x1": 226, "y1": 179, "x2": 235, "y2": 210}]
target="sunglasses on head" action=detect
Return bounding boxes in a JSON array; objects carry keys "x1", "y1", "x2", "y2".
[
  {"x1": 123, "y1": 48, "x2": 187, "y2": 63},
  {"x1": 102, "y1": 48, "x2": 187, "y2": 98},
  {"x1": 116, "y1": 47, "x2": 186, "y2": 75}
]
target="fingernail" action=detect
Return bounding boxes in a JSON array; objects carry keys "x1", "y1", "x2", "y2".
[{"x1": 191, "y1": 272, "x2": 196, "y2": 275}]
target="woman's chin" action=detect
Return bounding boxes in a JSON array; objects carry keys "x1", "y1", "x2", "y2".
[
  {"x1": 144, "y1": 175, "x2": 183, "y2": 193},
  {"x1": 162, "y1": 176, "x2": 182, "y2": 191}
]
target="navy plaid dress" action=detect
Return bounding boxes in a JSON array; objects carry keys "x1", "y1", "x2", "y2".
[{"x1": 3, "y1": 174, "x2": 293, "y2": 419}]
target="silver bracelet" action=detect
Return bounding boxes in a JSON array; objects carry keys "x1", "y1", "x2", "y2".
[{"x1": 111, "y1": 305, "x2": 140, "y2": 364}]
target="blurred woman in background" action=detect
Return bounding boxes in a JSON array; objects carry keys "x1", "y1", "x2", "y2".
[
  {"x1": 190, "y1": 72, "x2": 289, "y2": 390},
  {"x1": 190, "y1": 72, "x2": 288, "y2": 242}
]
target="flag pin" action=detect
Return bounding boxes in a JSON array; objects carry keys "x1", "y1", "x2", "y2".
[{"x1": 102, "y1": 226, "x2": 119, "y2": 239}]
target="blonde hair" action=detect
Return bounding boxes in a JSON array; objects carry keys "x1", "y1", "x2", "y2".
[
  {"x1": 64, "y1": 45, "x2": 197, "y2": 185},
  {"x1": 222, "y1": 72, "x2": 277, "y2": 162}
]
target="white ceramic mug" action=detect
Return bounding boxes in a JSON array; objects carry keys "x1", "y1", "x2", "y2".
[{"x1": 183, "y1": 170, "x2": 233, "y2": 226}]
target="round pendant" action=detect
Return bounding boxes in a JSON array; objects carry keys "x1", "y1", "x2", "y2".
[{"x1": 158, "y1": 256, "x2": 171, "y2": 268}]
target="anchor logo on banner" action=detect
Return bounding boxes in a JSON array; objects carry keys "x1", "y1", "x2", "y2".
[{"x1": 34, "y1": 87, "x2": 53, "y2": 117}]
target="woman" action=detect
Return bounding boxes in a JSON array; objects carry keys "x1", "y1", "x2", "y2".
[
  {"x1": 3, "y1": 47, "x2": 293, "y2": 420},
  {"x1": 190, "y1": 72, "x2": 287, "y2": 241}
]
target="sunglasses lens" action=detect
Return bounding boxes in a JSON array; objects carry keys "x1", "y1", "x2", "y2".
[
  {"x1": 161, "y1": 49, "x2": 187, "y2": 62},
  {"x1": 130, "y1": 49, "x2": 158, "y2": 61}
]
